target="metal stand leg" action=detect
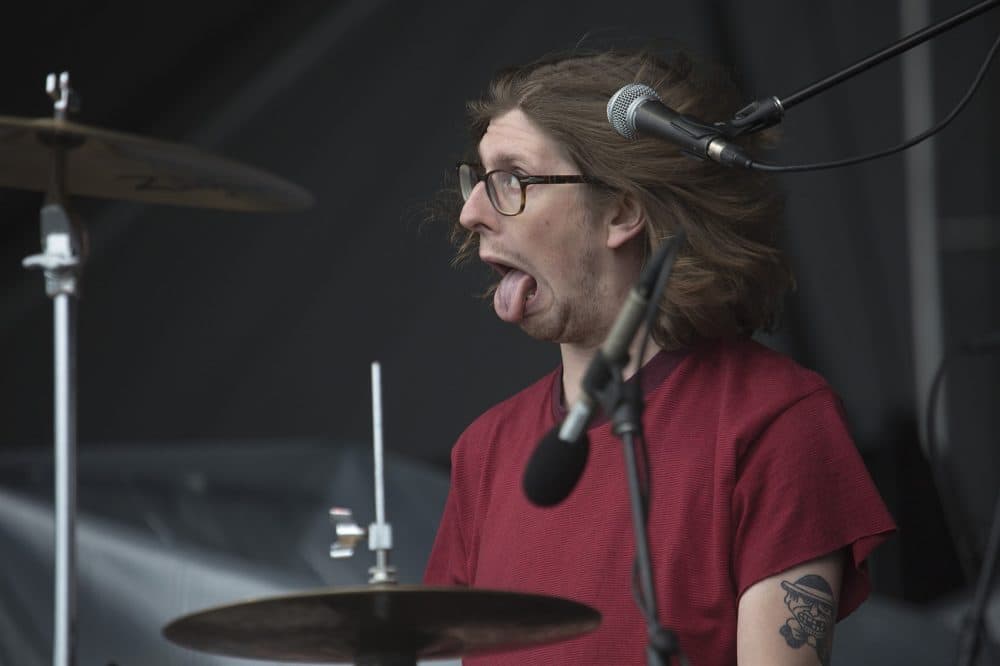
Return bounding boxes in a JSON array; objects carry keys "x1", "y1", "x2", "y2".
[
  {"x1": 53, "y1": 293, "x2": 78, "y2": 666},
  {"x1": 25, "y1": 202, "x2": 82, "y2": 666}
]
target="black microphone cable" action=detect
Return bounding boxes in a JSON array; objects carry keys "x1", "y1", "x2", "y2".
[
  {"x1": 630, "y1": 230, "x2": 686, "y2": 516},
  {"x1": 749, "y1": 29, "x2": 1000, "y2": 173},
  {"x1": 626, "y1": 230, "x2": 687, "y2": 652},
  {"x1": 609, "y1": 27, "x2": 1000, "y2": 175},
  {"x1": 926, "y1": 331, "x2": 1000, "y2": 577},
  {"x1": 925, "y1": 330, "x2": 1000, "y2": 666}
]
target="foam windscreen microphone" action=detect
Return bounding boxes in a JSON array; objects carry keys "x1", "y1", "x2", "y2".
[{"x1": 522, "y1": 424, "x2": 590, "y2": 507}]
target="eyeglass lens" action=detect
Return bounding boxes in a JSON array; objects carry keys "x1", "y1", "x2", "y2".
[
  {"x1": 458, "y1": 163, "x2": 477, "y2": 201},
  {"x1": 487, "y1": 171, "x2": 523, "y2": 214},
  {"x1": 458, "y1": 164, "x2": 523, "y2": 215}
]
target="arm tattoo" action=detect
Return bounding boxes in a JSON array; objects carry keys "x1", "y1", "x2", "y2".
[{"x1": 777, "y1": 574, "x2": 835, "y2": 666}]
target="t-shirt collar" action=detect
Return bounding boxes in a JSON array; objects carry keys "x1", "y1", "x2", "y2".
[{"x1": 550, "y1": 347, "x2": 689, "y2": 429}]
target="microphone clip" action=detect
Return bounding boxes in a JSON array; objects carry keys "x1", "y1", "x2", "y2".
[
  {"x1": 720, "y1": 96, "x2": 785, "y2": 138},
  {"x1": 583, "y1": 352, "x2": 644, "y2": 439}
]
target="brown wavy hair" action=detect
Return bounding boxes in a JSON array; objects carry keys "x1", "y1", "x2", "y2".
[{"x1": 448, "y1": 48, "x2": 794, "y2": 350}]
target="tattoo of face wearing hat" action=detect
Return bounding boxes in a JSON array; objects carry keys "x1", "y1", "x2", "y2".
[{"x1": 778, "y1": 574, "x2": 835, "y2": 666}]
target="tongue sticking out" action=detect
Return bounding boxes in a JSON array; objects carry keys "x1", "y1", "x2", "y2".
[{"x1": 494, "y1": 269, "x2": 538, "y2": 323}]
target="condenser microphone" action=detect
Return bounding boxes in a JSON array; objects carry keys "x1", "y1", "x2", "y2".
[
  {"x1": 607, "y1": 83, "x2": 753, "y2": 168},
  {"x1": 522, "y1": 241, "x2": 675, "y2": 507}
]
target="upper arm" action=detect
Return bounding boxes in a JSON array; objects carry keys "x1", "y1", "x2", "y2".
[
  {"x1": 423, "y1": 484, "x2": 470, "y2": 585},
  {"x1": 424, "y1": 442, "x2": 473, "y2": 586},
  {"x1": 736, "y1": 549, "x2": 845, "y2": 666}
]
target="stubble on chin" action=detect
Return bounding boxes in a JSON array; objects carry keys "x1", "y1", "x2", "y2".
[
  {"x1": 518, "y1": 306, "x2": 567, "y2": 343},
  {"x1": 520, "y1": 249, "x2": 608, "y2": 348}
]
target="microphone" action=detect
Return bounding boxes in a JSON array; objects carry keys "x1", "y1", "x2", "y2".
[
  {"x1": 522, "y1": 425, "x2": 590, "y2": 507},
  {"x1": 522, "y1": 241, "x2": 675, "y2": 507},
  {"x1": 607, "y1": 83, "x2": 753, "y2": 168}
]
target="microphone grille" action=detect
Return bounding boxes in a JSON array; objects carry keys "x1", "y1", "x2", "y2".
[{"x1": 607, "y1": 83, "x2": 661, "y2": 140}]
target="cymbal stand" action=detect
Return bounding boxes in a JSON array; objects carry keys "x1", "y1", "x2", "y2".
[
  {"x1": 367, "y1": 361, "x2": 396, "y2": 583},
  {"x1": 22, "y1": 72, "x2": 83, "y2": 666},
  {"x1": 330, "y1": 361, "x2": 397, "y2": 585}
]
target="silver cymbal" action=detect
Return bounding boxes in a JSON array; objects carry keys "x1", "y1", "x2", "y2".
[
  {"x1": 162, "y1": 584, "x2": 601, "y2": 664},
  {"x1": 0, "y1": 115, "x2": 313, "y2": 212}
]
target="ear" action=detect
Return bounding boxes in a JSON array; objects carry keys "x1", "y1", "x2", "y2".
[{"x1": 605, "y1": 193, "x2": 646, "y2": 250}]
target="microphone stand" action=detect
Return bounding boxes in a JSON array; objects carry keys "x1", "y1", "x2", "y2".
[
  {"x1": 587, "y1": 360, "x2": 682, "y2": 666},
  {"x1": 22, "y1": 73, "x2": 84, "y2": 666},
  {"x1": 720, "y1": 0, "x2": 1000, "y2": 137}
]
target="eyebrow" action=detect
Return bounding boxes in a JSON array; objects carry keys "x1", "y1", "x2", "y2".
[{"x1": 479, "y1": 151, "x2": 533, "y2": 172}]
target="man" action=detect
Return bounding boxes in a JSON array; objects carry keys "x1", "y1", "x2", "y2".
[{"x1": 424, "y1": 48, "x2": 895, "y2": 665}]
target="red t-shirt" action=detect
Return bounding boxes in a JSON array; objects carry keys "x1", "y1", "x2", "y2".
[{"x1": 425, "y1": 338, "x2": 896, "y2": 665}]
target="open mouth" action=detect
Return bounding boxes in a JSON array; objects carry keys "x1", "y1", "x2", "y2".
[
  {"x1": 482, "y1": 256, "x2": 539, "y2": 322},
  {"x1": 485, "y1": 259, "x2": 537, "y2": 302}
]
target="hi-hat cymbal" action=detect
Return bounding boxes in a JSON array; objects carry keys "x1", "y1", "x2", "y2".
[
  {"x1": 0, "y1": 116, "x2": 313, "y2": 212},
  {"x1": 162, "y1": 584, "x2": 601, "y2": 664}
]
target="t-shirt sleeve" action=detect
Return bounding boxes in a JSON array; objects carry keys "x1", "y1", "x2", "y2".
[
  {"x1": 424, "y1": 441, "x2": 473, "y2": 586},
  {"x1": 423, "y1": 486, "x2": 468, "y2": 585},
  {"x1": 731, "y1": 387, "x2": 896, "y2": 619}
]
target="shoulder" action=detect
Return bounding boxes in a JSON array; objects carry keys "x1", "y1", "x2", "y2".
[
  {"x1": 452, "y1": 367, "x2": 559, "y2": 456},
  {"x1": 445, "y1": 366, "x2": 560, "y2": 504},
  {"x1": 673, "y1": 337, "x2": 838, "y2": 428},
  {"x1": 683, "y1": 337, "x2": 828, "y2": 395}
]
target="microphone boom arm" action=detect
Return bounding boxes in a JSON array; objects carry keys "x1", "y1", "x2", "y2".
[{"x1": 723, "y1": 0, "x2": 1000, "y2": 137}]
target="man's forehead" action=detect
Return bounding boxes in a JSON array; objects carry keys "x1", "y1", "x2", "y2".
[{"x1": 477, "y1": 109, "x2": 570, "y2": 170}]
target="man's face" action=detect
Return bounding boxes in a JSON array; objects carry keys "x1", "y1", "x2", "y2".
[{"x1": 459, "y1": 109, "x2": 615, "y2": 347}]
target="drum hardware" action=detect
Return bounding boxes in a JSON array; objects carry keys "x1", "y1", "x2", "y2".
[
  {"x1": 330, "y1": 506, "x2": 397, "y2": 583},
  {"x1": 162, "y1": 584, "x2": 601, "y2": 665},
  {"x1": 8, "y1": 71, "x2": 314, "y2": 666},
  {"x1": 329, "y1": 362, "x2": 396, "y2": 584},
  {"x1": 0, "y1": 85, "x2": 313, "y2": 212},
  {"x1": 162, "y1": 362, "x2": 601, "y2": 664}
]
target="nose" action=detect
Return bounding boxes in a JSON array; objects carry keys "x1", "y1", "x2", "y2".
[{"x1": 459, "y1": 180, "x2": 499, "y2": 234}]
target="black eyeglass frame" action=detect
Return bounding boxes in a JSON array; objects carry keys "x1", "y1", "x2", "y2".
[{"x1": 456, "y1": 161, "x2": 601, "y2": 216}]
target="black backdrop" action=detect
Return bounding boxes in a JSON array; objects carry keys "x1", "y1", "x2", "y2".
[{"x1": 1, "y1": 0, "x2": 998, "y2": 613}]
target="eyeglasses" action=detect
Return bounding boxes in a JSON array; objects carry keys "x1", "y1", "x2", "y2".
[{"x1": 456, "y1": 162, "x2": 598, "y2": 216}]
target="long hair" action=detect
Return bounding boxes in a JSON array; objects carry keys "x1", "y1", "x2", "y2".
[{"x1": 450, "y1": 48, "x2": 794, "y2": 349}]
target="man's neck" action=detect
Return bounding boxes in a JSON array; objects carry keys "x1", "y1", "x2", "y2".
[{"x1": 559, "y1": 334, "x2": 662, "y2": 409}]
